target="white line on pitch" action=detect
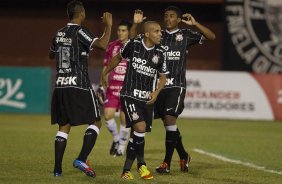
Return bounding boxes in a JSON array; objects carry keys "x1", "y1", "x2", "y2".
[{"x1": 193, "y1": 148, "x2": 282, "y2": 175}]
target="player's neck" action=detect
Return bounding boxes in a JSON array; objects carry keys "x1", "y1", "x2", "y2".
[
  {"x1": 143, "y1": 38, "x2": 155, "y2": 49},
  {"x1": 70, "y1": 19, "x2": 82, "y2": 25},
  {"x1": 166, "y1": 27, "x2": 179, "y2": 32}
]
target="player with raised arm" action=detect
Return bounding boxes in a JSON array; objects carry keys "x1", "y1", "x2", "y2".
[
  {"x1": 130, "y1": 7, "x2": 215, "y2": 174},
  {"x1": 49, "y1": 0, "x2": 112, "y2": 177}
]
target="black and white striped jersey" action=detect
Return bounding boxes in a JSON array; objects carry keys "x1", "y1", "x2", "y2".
[
  {"x1": 161, "y1": 29, "x2": 202, "y2": 88},
  {"x1": 120, "y1": 37, "x2": 168, "y2": 102},
  {"x1": 50, "y1": 23, "x2": 98, "y2": 90}
]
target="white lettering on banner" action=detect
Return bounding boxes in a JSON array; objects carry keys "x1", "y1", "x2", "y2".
[
  {"x1": 186, "y1": 101, "x2": 255, "y2": 112},
  {"x1": 133, "y1": 89, "x2": 150, "y2": 99},
  {"x1": 182, "y1": 71, "x2": 274, "y2": 120},
  {"x1": 0, "y1": 78, "x2": 26, "y2": 109},
  {"x1": 78, "y1": 29, "x2": 93, "y2": 42},
  {"x1": 56, "y1": 77, "x2": 77, "y2": 85},
  {"x1": 225, "y1": 0, "x2": 282, "y2": 72},
  {"x1": 187, "y1": 91, "x2": 240, "y2": 100}
]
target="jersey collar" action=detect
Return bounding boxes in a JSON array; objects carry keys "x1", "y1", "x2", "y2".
[
  {"x1": 165, "y1": 29, "x2": 180, "y2": 34},
  {"x1": 142, "y1": 39, "x2": 155, "y2": 50},
  {"x1": 67, "y1": 23, "x2": 79, "y2": 26}
]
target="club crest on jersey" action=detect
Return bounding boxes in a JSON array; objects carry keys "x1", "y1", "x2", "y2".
[
  {"x1": 152, "y1": 55, "x2": 159, "y2": 64},
  {"x1": 131, "y1": 112, "x2": 139, "y2": 121},
  {"x1": 175, "y1": 33, "x2": 183, "y2": 42}
]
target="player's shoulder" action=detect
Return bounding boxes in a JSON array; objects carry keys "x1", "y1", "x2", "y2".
[
  {"x1": 181, "y1": 28, "x2": 200, "y2": 35},
  {"x1": 132, "y1": 35, "x2": 142, "y2": 43},
  {"x1": 155, "y1": 44, "x2": 166, "y2": 53}
]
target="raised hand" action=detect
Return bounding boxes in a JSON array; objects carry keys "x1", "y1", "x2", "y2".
[
  {"x1": 101, "y1": 12, "x2": 112, "y2": 27},
  {"x1": 133, "y1": 9, "x2": 147, "y2": 24},
  {"x1": 181, "y1": 13, "x2": 197, "y2": 26}
]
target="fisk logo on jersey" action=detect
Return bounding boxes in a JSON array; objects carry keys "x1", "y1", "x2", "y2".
[
  {"x1": 56, "y1": 77, "x2": 77, "y2": 86},
  {"x1": 132, "y1": 57, "x2": 156, "y2": 77},
  {"x1": 166, "y1": 78, "x2": 174, "y2": 86},
  {"x1": 158, "y1": 78, "x2": 174, "y2": 86},
  {"x1": 78, "y1": 29, "x2": 93, "y2": 42},
  {"x1": 133, "y1": 89, "x2": 150, "y2": 99}
]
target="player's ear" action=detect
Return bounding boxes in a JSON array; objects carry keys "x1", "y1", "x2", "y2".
[
  {"x1": 177, "y1": 17, "x2": 181, "y2": 23},
  {"x1": 145, "y1": 32, "x2": 149, "y2": 38}
]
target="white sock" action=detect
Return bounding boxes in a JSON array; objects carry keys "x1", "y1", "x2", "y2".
[
  {"x1": 106, "y1": 119, "x2": 119, "y2": 142},
  {"x1": 117, "y1": 125, "x2": 130, "y2": 154}
]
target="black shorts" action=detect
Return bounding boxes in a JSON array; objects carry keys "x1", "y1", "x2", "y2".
[
  {"x1": 120, "y1": 96, "x2": 153, "y2": 132},
  {"x1": 51, "y1": 87, "x2": 101, "y2": 126},
  {"x1": 154, "y1": 87, "x2": 185, "y2": 119}
]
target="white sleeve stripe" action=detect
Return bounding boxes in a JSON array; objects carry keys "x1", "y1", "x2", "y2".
[
  {"x1": 90, "y1": 37, "x2": 99, "y2": 49},
  {"x1": 199, "y1": 35, "x2": 204, "y2": 44}
]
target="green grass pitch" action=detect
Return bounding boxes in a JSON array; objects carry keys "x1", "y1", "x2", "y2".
[{"x1": 0, "y1": 114, "x2": 282, "y2": 184}]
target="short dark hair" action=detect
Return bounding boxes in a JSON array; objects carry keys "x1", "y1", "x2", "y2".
[
  {"x1": 164, "y1": 6, "x2": 182, "y2": 18},
  {"x1": 118, "y1": 20, "x2": 132, "y2": 31},
  {"x1": 67, "y1": 0, "x2": 84, "y2": 20}
]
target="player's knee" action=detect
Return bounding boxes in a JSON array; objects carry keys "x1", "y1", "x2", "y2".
[
  {"x1": 164, "y1": 115, "x2": 177, "y2": 126},
  {"x1": 133, "y1": 122, "x2": 146, "y2": 133},
  {"x1": 104, "y1": 112, "x2": 115, "y2": 121},
  {"x1": 93, "y1": 121, "x2": 102, "y2": 129},
  {"x1": 59, "y1": 124, "x2": 71, "y2": 134}
]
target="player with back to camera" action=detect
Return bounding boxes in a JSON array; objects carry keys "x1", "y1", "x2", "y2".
[{"x1": 49, "y1": 0, "x2": 112, "y2": 178}]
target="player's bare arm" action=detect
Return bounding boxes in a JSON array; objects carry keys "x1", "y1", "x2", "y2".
[
  {"x1": 147, "y1": 73, "x2": 166, "y2": 105},
  {"x1": 182, "y1": 13, "x2": 216, "y2": 41},
  {"x1": 101, "y1": 53, "x2": 121, "y2": 88},
  {"x1": 129, "y1": 9, "x2": 146, "y2": 38},
  {"x1": 94, "y1": 12, "x2": 112, "y2": 50}
]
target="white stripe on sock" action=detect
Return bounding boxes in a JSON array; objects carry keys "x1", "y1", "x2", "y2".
[
  {"x1": 87, "y1": 125, "x2": 100, "y2": 135},
  {"x1": 166, "y1": 125, "x2": 177, "y2": 131},
  {"x1": 56, "y1": 131, "x2": 68, "y2": 139},
  {"x1": 133, "y1": 131, "x2": 145, "y2": 137}
]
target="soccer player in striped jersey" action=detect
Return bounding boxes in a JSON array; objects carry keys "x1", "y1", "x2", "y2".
[
  {"x1": 49, "y1": 0, "x2": 112, "y2": 177},
  {"x1": 101, "y1": 21, "x2": 168, "y2": 180},
  {"x1": 130, "y1": 7, "x2": 216, "y2": 174},
  {"x1": 100, "y1": 20, "x2": 132, "y2": 156}
]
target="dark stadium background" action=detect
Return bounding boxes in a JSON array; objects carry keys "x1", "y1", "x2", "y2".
[{"x1": 0, "y1": 0, "x2": 223, "y2": 70}]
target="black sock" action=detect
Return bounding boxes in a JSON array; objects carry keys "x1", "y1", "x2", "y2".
[
  {"x1": 164, "y1": 131, "x2": 178, "y2": 166},
  {"x1": 54, "y1": 136, "x2": 67, "y2": 173},
  {"x1": 123, "y1": 141, "x2": 136, "y2": 173},
  {"x1": 77, "y1": 128, "x2": 98, "y2": 162},
  {"x1": 175, "y1": 128, "x2": 188, "y2": 159},
  {"x1": 133, "y1": 133, "x2": 146, "y2": 168}
]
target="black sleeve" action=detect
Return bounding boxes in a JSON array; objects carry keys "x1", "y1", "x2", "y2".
[
  {"x1": 157, "y1": 51, "x2": 168, "y2": 74},
  {"x1": 120, "y1": 39, "x2": 134, "y2": 60},
  {"x1": 184, "y1": 29, "x2": 203, "y2": 48},
  {"x1": 78, "y1": 27, "x2": 98, "y2": 51}
]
